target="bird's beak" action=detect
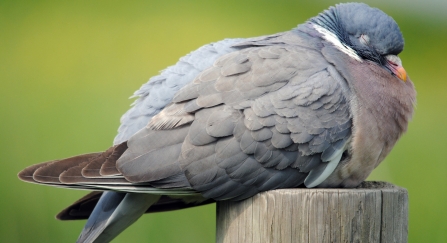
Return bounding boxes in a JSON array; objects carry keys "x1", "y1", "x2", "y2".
[
  {"x1": 394, "y1": 65, "x2": 407, "y2": 82},
  {"x1": 385, "y1": 55, "x2": 407, "y2": 82}
]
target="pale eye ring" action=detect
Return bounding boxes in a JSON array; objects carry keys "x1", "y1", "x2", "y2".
[{"x1": 359, "y1": 34, "x2": 370, "y2": 45}]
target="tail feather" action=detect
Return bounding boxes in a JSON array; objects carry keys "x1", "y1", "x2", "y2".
[
  {"x1": 77, "y1": 191, "x2": 160, "y2": 243},
  {"x1": 58, "y1": 191, "x2": 214, "y2": 220},
  {"x1": 57, "y1": 191, "x2": 103, "y2": 220}
]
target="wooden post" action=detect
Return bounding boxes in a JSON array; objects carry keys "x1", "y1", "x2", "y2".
[{"x1": 216, "y1": 181, "x2": 408, "y2": 243}]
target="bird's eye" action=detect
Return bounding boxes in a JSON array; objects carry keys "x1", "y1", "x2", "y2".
[
  {"x1": 388, "y1": 60, "x2": 398, "y2": 66},
  {"x1": 359, "y1": 34, "x2": 370, "y2": 45},
  {"x1": 385, "y1": 55, "x2": 403, "y2": 66}
]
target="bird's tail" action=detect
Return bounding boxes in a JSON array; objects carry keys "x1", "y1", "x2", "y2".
[{"x1": 77, "y1": 191, "x2": 160, "y2": 243}]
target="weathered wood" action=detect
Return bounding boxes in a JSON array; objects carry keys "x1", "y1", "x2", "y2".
[{"x1": 216, "y1": 181, "x2": 408, "y2": 243}]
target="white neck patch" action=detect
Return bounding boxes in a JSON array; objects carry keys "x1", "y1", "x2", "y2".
[{"x1": 312, "y1": 23, "x2": 362, "y2": 62}]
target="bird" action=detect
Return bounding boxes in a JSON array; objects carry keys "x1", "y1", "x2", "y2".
[{"x1": 18, "y1": 2, "x2": 416, "y2": 243}]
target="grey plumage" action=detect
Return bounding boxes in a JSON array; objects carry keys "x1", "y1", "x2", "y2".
[
  {"x1": 18, "y1": 3, "x2": 416, "y2": 242},
  {"x1": 115, "y1": 39, "x2": 243, "y2": 144}
]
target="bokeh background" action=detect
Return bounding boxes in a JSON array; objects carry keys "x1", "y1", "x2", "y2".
[{"x1": 1, "y1": 0, "x2": 446, "y2": 242}]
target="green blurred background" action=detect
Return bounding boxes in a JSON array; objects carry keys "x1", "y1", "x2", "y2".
[{"x1": 1, "y1": 0, "x2": 446, "y2": 242}]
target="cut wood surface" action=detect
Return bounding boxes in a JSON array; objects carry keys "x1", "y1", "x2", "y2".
[{"x1": 216, "y1": 181, "x2": 408, "y2": 243}]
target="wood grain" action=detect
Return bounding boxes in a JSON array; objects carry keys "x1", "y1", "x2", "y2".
[{"x1": 216, "y1": 181, "x2": 408, "y2": 243}]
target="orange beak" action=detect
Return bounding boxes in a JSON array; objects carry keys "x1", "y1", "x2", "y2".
[
  {"x1": 394, "y1": 65, "x2": 407, "y2": 82},
  {"x1": 386, "y1": 60, "x2": 407, "y2": 82}
]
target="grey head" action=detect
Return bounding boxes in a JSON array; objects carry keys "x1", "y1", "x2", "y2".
[
  {"x1": 309, "y1": 3, "x2": 404, "y2": 70},
  {"x1": 311, "y1": 3, "x2": 404, "y2": 54}
]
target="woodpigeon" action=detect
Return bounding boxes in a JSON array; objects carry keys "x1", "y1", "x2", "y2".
[{"x1": 18, "y1": 3, "x2": 416, "y2": 242}]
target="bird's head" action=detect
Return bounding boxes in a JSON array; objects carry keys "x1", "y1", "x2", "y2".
[{"x1": 309, "y1": 3, "x2": 407, "y2": 81}]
